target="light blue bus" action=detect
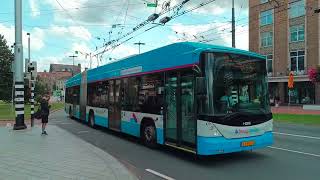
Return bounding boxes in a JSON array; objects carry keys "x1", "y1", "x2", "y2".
[{"x1": 65, "y1": 42, "x2": 273, "y2": 155}]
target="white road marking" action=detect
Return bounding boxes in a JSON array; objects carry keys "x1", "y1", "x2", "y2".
[
  {"x1": 77, "y1": 131, "x2": 89, "y2": 134},
  {"x1": 268, "y1": 146, "x2": 320, "y2": 158},
  {"x1": 60, "y1": 123, "x2": 72, "y2": 125},
  {"x1": 273, "y1": 132, "x2": 320, "y2": 140},
  {"x1": 145, "y1": 169, "x2": 175, "y2": 180}
]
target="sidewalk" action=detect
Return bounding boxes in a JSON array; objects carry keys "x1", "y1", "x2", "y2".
[
  {"x1": 272, "y1": 106, "x2": 320, "y2": 115},
  {"x1": 0, "y1": 125, "x2": 138, "y2": 180}
]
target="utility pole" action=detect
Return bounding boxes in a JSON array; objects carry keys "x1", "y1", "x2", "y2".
[
  {"x1": 134, "y1": 41, "x2": 145, "y2": 54},
  {"x1": 89, "y1": 53, "x2": 92, "y2": 69},
  {"x1": 69, "y1": 55, "x2": 77, "y2": 76},
  {"x1": 315, "y1": 8, "x2": 320, "y2": 65},
  {"x1": 231, "y1": 0, "x2": 235, "y2": 48},
  {"x1": 27, "y1": 33, "x2": 30, "y2": 65},
  {"x1": 13, "y1": 0, "x2": 26, "y2": 130}
]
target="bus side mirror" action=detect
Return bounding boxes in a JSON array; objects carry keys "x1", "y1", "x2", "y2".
[{"x1": 196, "y1": 77, "x2": 206, "y2": 95}]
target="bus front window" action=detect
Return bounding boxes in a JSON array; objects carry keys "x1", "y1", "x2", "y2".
[{"x1": 201, "y1": 53, "x2": 270, "y2": 116}]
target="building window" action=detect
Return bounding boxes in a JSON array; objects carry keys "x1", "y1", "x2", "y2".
[
  {"x1": 260, "y1": 9, "x2": 273, "y2": 26},
  {"x1": 266, "y1": 54, "x2": 273, "y2": 74},
  {"x1": 290, "y1": 50, "x2": 305, "y2": 72},
  {"x1": 290, "y1": 25, "x2": 305, "y2": 42},
  {"x1": 260, "y1": 32, "x2": 273, "y2": 47},
  {"x1": 289, "y1": 0, "x2": 305, "y2": 18},
  {"x1": 260, "y1": 0, "x2": 268, "y2": 4}
]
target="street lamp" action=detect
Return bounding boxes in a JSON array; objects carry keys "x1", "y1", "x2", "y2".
[
  {"x1": 26, "y1": 32, "x2": 30, "y2": 73},
  {"x1": 75, "y1": 50, "x2": 93, "y2": 69},
  {"x1": 69, "y1": 54, "x2": 77, "y2": 76},
  {"x1": 134, "y1": 41, "x2": 146, "y2": 54}
]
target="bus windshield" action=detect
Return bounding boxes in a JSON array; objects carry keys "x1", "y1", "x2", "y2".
[{"x1": 201, "y1": 53, "x2": 270, "y2": 116}]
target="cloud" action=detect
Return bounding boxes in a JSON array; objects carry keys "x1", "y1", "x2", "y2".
[
  {"x1": 36, "y1": 56, "x2": 65, "y2": 71},
  {"x1": 169, "y1": 22, "x2": 230, "y2": 42},
  {"x1": 49, "y1": 25, "x2": 92, "y2": 41},
  {"x1": 155, "y1": 0, "x2": 248, "y2": 16},
  {"x1": 29, "y1": 0, "x2": 40, "y2": 17},
  {"x1": 235, "y1": 25, "x2": 248, "y2": 50},
  {"x1": 42, "y1": 0, "x2": 144, "y2": 24},
  {"x1": 0, "y1": 23, "x2": 45, "y2": 51},
  {"x1": 168, "y1": 22, "x2": 248, "y2": 50},
  {"x1": 95, "y1": 44, "x2": 138, "y2": 66}
]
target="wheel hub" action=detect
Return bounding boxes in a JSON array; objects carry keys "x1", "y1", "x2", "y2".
[{"x1": 145, "y1": 126, "x2": 154, "y2": 141}]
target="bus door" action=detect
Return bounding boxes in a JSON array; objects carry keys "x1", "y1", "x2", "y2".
[
  {"x1": 108, "y1": 79, "x2": 121, "y2": 131},
  {"x1": 72, "y1": 86, "x2": 79, "y2": 118},
  {"x1": 72, "y1": 93, "x2": 77, "y2": 117},
  {"x1": 165, "y1": 71, "x2": 196, "y2": 150},
  {"x1": 80, "y1": 71, "x2": 87, "y2": 121}
]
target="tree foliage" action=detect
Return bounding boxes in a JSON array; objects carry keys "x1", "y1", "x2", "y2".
[
  {"x1": 35, "y1": 81, "x2": 46, "y2": 104},
  {"x1": 308, "y1": 66, "x2": 320, "y2": 83},
  {"x1": 0, "y1": 34, "x2": 14, "y2": 102}
]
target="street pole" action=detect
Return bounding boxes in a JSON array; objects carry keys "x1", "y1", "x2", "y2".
[
  {"x1": 27, "y1": 33, "x2": 30, "y2": 64},
  {"x1": 69, "y1": 55, "x2": 77, "y2": 76},
  {"x1": 13, "y1": 0, "x2": 26, "y2": 130},
  {"x1": 315, "y1": 8, "x2": 320, "y2": 65},
  {"x1": 231, "y1": 0, "x2": 235, "y2": 48},
  {"x1": 134, "y1": 41, "x2": 146, "y2": 54},
  {"x1": 30, "y1": 80, "x2": 35, "y2": 127},
  {"x1": 27, "y1": 32, "x2": 34, "y2": 127}
]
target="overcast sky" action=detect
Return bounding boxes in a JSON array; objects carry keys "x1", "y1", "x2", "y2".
[{"x1": 0, "y1": 0, "x2": 249, "y2": 71}]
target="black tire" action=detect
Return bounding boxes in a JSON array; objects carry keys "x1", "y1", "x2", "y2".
[
  {"x1": 142, "y1": 122, "x2": 157, "y2": 148},
  {"x1": 88, "y1": 111, "x2": 95, "y2": 128}
]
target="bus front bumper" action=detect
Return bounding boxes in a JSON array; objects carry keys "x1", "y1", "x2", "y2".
[{"x1": 197, "y1": 132, "x2": 273, "y2": 155}]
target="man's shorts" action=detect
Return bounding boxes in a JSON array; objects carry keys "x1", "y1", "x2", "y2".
[{"x1": 41, "y1": 116, "x2": 48, "y2": 123}]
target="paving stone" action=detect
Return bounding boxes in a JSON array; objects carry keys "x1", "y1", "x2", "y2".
[{"x1": 0, "y1": 125, "x2": 138, "y2": 180}]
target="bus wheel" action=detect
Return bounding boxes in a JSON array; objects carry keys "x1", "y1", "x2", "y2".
[
  {"x1": 89, "y1": 112, "x2": 95, "y2": 128},
  {"x1": 142, "y1": 123, "x2": 157, "y2": 148}
]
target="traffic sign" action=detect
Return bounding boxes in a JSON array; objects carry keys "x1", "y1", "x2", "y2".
[
  {"x1": 288, "y1": 71, "x2": 294, "y2": 89},
  {"x1": 147, "y1": 3, "x2": 157, "y2": 7}
]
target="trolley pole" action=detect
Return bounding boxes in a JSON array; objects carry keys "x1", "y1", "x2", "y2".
[{"x1": 13, "y1": 0, "x2": 27, "y2": 130}]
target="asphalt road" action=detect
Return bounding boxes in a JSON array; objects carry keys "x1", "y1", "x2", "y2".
[{"x1": 49, "y1": 110, "x2": 320, "y2": 180}]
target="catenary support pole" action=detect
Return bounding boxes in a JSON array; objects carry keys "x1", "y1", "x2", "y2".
[
  {"x1": 14, "y1": 0, "x2": 26, "y2": 130},
  {"x1": 232, "y1": 0, "x2": 235, "y2": 48}
]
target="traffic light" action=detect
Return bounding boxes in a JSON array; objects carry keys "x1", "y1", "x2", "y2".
[{"x1": 27, "y1": 61, "x2": 37, "y2": 81}]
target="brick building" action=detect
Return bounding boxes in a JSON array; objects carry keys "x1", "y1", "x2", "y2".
[
  {"x1": 37, "y1": 71, "x2": 72, "y2": 92},
  {"x1": 50, "y1": 63, "x2": 81, "y2": 74},
  {"x1": 37, "y1": 63, "x2": 81, "y2": 97},
  {"x1": 249, "y1": 0, "x2": 320, "y2": 104}
]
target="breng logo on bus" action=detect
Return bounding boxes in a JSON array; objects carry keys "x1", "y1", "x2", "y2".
[{"x1": 235, "y1": 128, "x2": 260, "y2": 134}]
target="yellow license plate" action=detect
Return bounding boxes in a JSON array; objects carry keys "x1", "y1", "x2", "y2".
[{"x1": 241, "y1": 141, "x2": 255, "y2": 147}]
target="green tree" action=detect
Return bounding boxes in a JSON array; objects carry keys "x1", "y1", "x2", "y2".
[
  {"x1": 0, "y1": 34, "x2": 14, "y2": 102},
  {"x1": 35, "y1": 81, "x2": 46, "y2": 104}
]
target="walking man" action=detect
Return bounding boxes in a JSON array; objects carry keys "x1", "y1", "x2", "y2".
[{"x1": 40, "y1": 94, "x2": 50, "y2": 135}]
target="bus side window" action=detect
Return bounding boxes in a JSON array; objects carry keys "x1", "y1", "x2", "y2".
[
  {"x1": 109, "y1": 80, "x2": 114, "y2": 103},
  {"x1": 138, "y1": 73, "x2": 163, "y2": 115}
]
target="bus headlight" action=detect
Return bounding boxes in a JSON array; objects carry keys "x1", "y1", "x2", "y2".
[
  {"x1": 207, "y1": 122, "x2": 222, "y2": 137},
  {"x1": 198, "y1": 120, "x2": 223, "y2": 137},
  {"x1": 211, "y1": 125, "x2": 222, "y2": 137}
]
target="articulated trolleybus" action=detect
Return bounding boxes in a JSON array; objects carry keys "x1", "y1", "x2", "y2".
[{"x1": 65, "y1": 42, "x2": 273, "y2": 155}]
